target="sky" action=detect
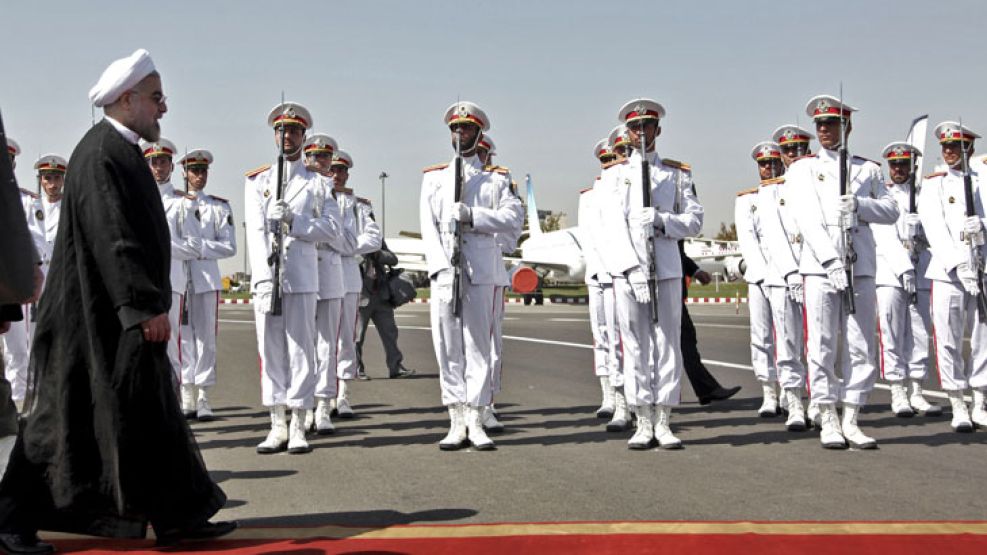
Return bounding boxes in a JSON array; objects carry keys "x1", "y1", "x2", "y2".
[{"x1": 3, "y1": 0, "x2": 987, "y2": 275}]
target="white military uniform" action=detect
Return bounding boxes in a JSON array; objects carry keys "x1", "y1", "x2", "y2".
[
  {"x1": 420, "y1": 155, "x2": 523, "y2": 408},
  {"x1": 181, "y1": 189, "x2": 237, "y2": 388},
  {"x1": 788, "y1": 149, "x2": 898, "y2": 408},
  {"x1": 245, "y1": 158, "x2": 342, "y2": 409},
  {"x1": 40, "y1": 196, "x2": 61, "y2": 274},
  {"x1": 594, "y1": 150, "x2": 703, "y2": 415},
  {"x1": 579, "y1": 184, "x2": 621, "y2": 388},
  {"x1": 314, "y1": 180, "x2": 347, "y2": 407},
  {"x1": 335, "y1": 188, "x2": 381, "y2": 383},
  {"x1": 1, "y1": 189, "x2": 45, "y2": 401},
  {"x1": 919, "y1": 167, "x2": 987, "y2": 392},
  {"x1": 734, "y1": 188, "x2": 777, "y2": 390},
  {"x1": 155, "y1": 180, "x2": 201, "y2": 381},
  {"x1": 757, "y1": 177, "x2": 808, "y2": 395},
  {"x1": 489, "y1": 167, "x2": 523, "y2": 401}
]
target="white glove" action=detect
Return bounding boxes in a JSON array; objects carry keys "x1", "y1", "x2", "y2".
[
  {"x1": 785, "y1": 272, "x2": 804, "y2": 304},
  {"x1": 964, "y1": 216, "x2": 984, "y2": 245},
  {"x1": 824, "y1": 259, "x2": 849, "y2": 291},
  {"x1": 901, "y1": 271, "x2": 916, "y2": 295},
  {"x1": 187, "y1": 236, "x2": 204, "y2": 258},
  {"x1": 252, "y1": 280, "x2": 274, "y2": 314},
  {"x1": 629, "y1": 207, "x2": 656, "y2": 228},
  {"x1": 626, "y1": 267, "x2": 651, "y2": 304},
  {"x1": 267, "y1": 200, "x2": 293, "y2": 231},
  {"x1": 957, "y1": 262, "x2": 980, "y2": 296},
  {"x1": 450, "y1": 202, "x2": 472, "y2": 224},
  {"x1": 838, "y1": 194, "x2": 858, "y2": 214}
]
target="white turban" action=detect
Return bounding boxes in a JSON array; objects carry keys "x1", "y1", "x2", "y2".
[{"x1": 88, "y1": 49, "x2": 157, "y2": 108}]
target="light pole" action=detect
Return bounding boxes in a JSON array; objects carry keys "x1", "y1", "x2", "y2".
[{"x1": 378, "y1": 171, "x2": 389, "y2": 237}]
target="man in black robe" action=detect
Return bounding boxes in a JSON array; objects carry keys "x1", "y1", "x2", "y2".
[{"x1": 0, "y1": 49, "x2": 234, "y2": 554}]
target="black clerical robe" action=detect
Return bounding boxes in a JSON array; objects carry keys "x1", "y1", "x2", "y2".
[{"x1": 0, "y1": 120, "x2": 225, "y2": 538}]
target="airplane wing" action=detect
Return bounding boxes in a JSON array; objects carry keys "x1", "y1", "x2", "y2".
[{"x1": 385, "y1": 236, "x2": 428, "y2": 273}]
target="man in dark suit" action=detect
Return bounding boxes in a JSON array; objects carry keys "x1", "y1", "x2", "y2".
[{"x1": 679, "y1": 241, "x2": 741, "y2": 404}]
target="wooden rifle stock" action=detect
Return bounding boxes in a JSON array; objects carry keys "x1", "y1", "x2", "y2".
[
  {"x1": 639, "y1": 135, "x2": 659, "y2": 323},
  {"x1": 451, "y1": 136, "x2": 464, "y2": 318},
  {"x1": 269, "y1": 125, "x2": 287, "y2": 316}
]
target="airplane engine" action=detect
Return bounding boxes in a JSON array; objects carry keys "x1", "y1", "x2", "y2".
[
  {"x1": 723, "y1": 256, "x2": 746, "y2": 282},
  {"x1": 511, "y1": 266, "x2": 541, "y2": 294}
]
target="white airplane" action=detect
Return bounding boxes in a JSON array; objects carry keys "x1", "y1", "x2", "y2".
[{"x1": 386, "y1": 175, "x2": 744, "y2": 287}]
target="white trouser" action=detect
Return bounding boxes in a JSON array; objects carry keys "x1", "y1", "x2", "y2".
[
  {"x1": 0, "y1": 307, "x2": 32, "y2": 402},
  {"x1": 877, "y1": 286, "x2": 931, "y2": 383},
  {"x1": 930, "y1": 280, "x2": 987, "y2": 391},
  {"x1": 614, "y1": 277, "x2": 682, "y2": 407},
  {"x1": 604, "y1": 284, "x2": 623, "y2": 388},
  {"x1": 430, "y1": 276, "x2": 496, "y2": 407},
  {"x1": 490, "y1": 286, "x2": 505, "y2": 397},
  {"x1": 166, "y1": 292, "x2": 183, "y2": 382},
  {"x1": 254, "y1": 292, "x2": 317, "y2": 409},
  {"x1": 748, "y1": 282, "x2": 777, "y2": 384},
  {"x1": 588, "y1": 282, "x2": 610, "y2": 378},
  {"x1": 803, "y1": 275, "x2": 878, "y2": 405},
  {"x1": 765, "y1": 285, "x2": 806, "y2": 390},
  {"x1": 336, "y1": 292, "x2": 360, "y2": 380},
  {"x1": 180, "y1": 291, "x2": 219, "y2": 388},
  {"x1": 315, "y1": 297, "x2": 343, "y2": 399}
]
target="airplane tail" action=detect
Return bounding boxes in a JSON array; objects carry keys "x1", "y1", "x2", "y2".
[{"x1": 525, "y1": 173, "x2": 542, "y2": 236}]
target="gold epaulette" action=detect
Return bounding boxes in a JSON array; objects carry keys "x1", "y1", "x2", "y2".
[
  {"x1": 484, "y1": 165, "x2": 509, "y2": 175},
  {"x1": 357, "y1": 196, "x2": 371, "y2": 205},
  {"x1": 736, "y1": 187, "x2": 759, "y2": 197},
  {"x1": 760, "y1": 177, "x2": 785, "y2": 186},
  {"x1": 924, "y1": 171, "x2": 947, "y2": 179},
  {"x1": 580, "y1": 187, "x2": 593, "y2": 194},
  {"x1": 19, "y1": 188, "x2": 38, "y2": 199},
  {"x1": 423, "y1": 163, "x2": 448, "y2": 173},
  {"x1": 245, "y1": 164, "x2": 271, "y2": 178},
  {"x1": 601, "y1": 158, "x2": 626, "y2": 170},
  {"x1": 182, "y1": 193, "x2": 197, "y2": 201},
  {"x1": 662, "y1": 158, "x2": 692, "y2": 171},
  {"x1": 210, "y1": 194, "x2": 229, "y2": 203}
]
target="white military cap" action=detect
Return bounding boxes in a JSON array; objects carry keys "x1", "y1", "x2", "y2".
[
  {"x1": 477, "y1": 134, "x2": 496, "y2": 154},
  {"x1": 178, "y1": 149, "x2": 213, "y2": 167},
  {"x1": 331, "y1": 149, "x2": 353, "y2": 169},
  {"x1": 267, "y1": 101, "x2": 312, "y2": 130},
  {"x1": 617, "y1": 98, "x2": 665, "y2": 124},
  {"x1": 751, "y1": 141, "x2": 782, "y2": 162},
  {"x1": 772, "y1": 124, "x2": 815, "y2": 146},
  {"x1": 608, "y1": 124, "x2": 630, "y2": 149},
  {"x1": 140, "y1": 137, "x2": 177, "y2": 159},
  {"x1": 444, "y1": 101, "x2": 490, "y2": 131},
  {"x1": 934, "y1": 121, "x2": 981, "y2": 144},
  {"x1": 88, "y1": 48, "x2": 157, "y2": 108},
  {"x1": 303, "y1": 133, "x2": 338, "y2": 156},
  {"x1": 805, "y1": 94, "x2": 857, "y2": 120},
  {"x1": 593, "y1": 139, "x2": 612, "y2": 160},
  {"x1": 882, "y1": 141, "x2": 921, "y2": 161},
  {"x1": 6, "y1": 137, "x2": 20, "y2": 157},
  {"x1": 34, "y1": 154, "x2": 68, "y2": 173}
]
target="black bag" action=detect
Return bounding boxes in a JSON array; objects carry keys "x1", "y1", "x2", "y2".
[{"x1": 386, "y1": 268, "x2": 417, "y2": 307}]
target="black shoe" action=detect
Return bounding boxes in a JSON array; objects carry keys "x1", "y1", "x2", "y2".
[
  {"x1": 155, "y1": 520, "x2": 238, "y2": 547},
  {"x1": 389, "y1": 366, "x2": 416, "y2": 379},
  {"x1": 356, "y1": 369, "x2": 371, "y2": 381},
  {"x1": 0, "y1": 533, "x2": 54, "y2": 555},
  {"x1": 698, "y1": 385, "x2": 742, "y2": 406}
]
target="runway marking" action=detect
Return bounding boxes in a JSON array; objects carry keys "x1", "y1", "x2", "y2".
[
  {"x1": 693, "y1": 323, "x2": 749, "y2": 330},
  {"x1": 549, "y1": 318, "x2": 590, "y2": 322},
  {"x1": 219, "y1": 319, "x2": 254, "y2": 324}
]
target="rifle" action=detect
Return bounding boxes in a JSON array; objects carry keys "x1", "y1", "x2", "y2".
[
  {"x1": 904, "y1": 115, "x2": 928, "y2": 305},
  {"x1": 450, "y1": 129, "x2": 465, "y2": 317},
  {"x1": 30, "y1": 170, "x2": 40, "y2": 322},
  {"x1": 837, "y1": 85, "x2": 856, "y2": 314},
  {"x1": 180, "y1": 148, "x2": 193, "y2": 325},
  {"x1": 959, "y1": 118, "x2": 987, "y2": 320},
  {"x1": 639, "y1": 128, "x2": 659, "y2": 322},
  {"x1": 267, "y1": 104, "x2": 288, "y2": 316}
]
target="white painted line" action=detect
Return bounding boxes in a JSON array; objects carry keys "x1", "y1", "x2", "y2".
[
  {"x1": 549, "y1": 318, "x2": 591, "y2": 322},
  {"x1": 218, "y1": 319, "x2": 254, "y2": 324}
]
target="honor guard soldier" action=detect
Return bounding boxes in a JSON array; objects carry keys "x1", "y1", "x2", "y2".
[
  {"x1": 755, "y1": 142, "x2": 811, "y2": 429},
  {"x1": 475, "y1": 134, "x2": 523, "y2": 432},
  {"x1": 420, "y1": 101, "x2": 523, "y2": 451},
  {"x1": 327, "y1": 149, "x2": 382, "y2": 417},
  {"x1": 142, "y1": 137, "x2": 202, "y2": 385},
  {"x1": 736, "y1": 143, "x2": 781, "y2": 418},
  {"x1": 787, "y1": 95, "x2": 899, "y2": 449},
  {"x1": 773, "y1": 124, "x2": 815, "y2": 168},
  {"x1": 592, "y1": 98, "x2": 704, "y2": 449},
  {"x1": 873, "y1": 142, "x2": 940, "y2": 417},
  {"x1": 176, "y1": 149, "x2": 237, "y2": 421},
  {"x1": 245, "y1": 102, "x2": 343, "y2": 454},
  {"x1": 35, "y1": 154, "x2": 67, "y2": 275},
  {"x1": 919, "y1": 121, "x2": 987, "y2": 431},
  {"x1": 582, "y1": 139, "x2": 625, "y2": 428},
  {"x1": 609, "y1": 124, "x2": 631, "y2": 159},
  {"x1": 302, "y1": 133, "x2": 346, "y2": 435},
  {"x1": 1, "y1": 139, "x2": 46, "y2": 403}
]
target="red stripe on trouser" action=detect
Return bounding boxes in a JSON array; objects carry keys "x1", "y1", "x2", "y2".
[
  {"x1": 931, "y1": 282, "x2": 942, "y2": 386},
  {"x1": 802, "y1": 277, "x2": 810, "y2": 398},
  {"x1": 334, "y1": 301, "x2": 344, "y2": 393}
]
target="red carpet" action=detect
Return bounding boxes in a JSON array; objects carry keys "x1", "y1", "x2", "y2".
[{"x1": 46, "y1": 520, "x2": 987, "y2": 554}]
